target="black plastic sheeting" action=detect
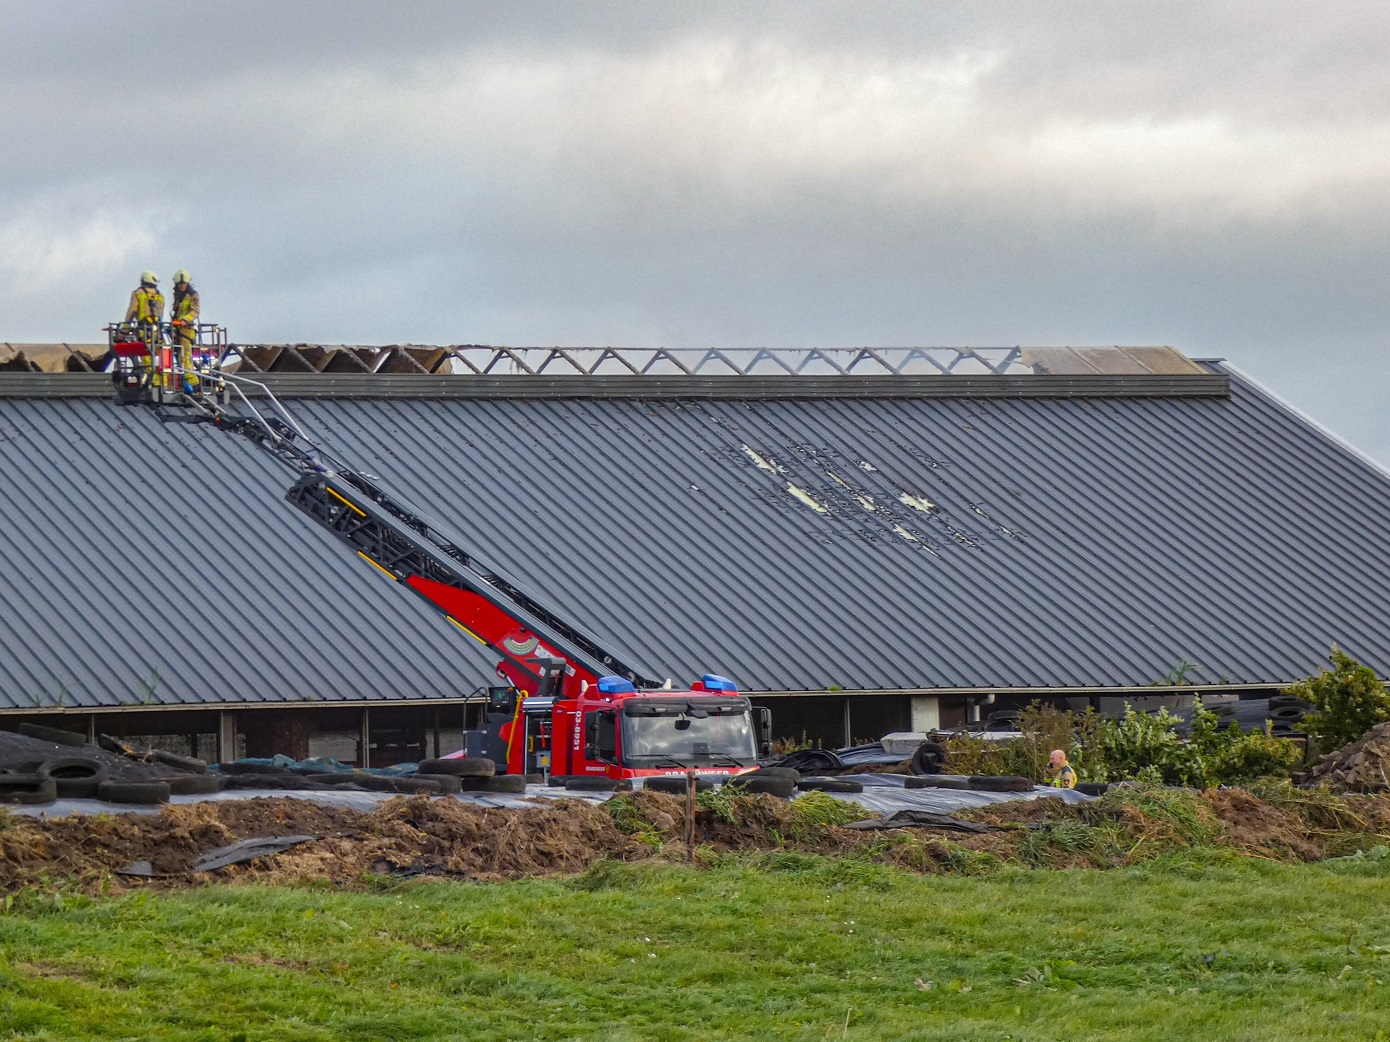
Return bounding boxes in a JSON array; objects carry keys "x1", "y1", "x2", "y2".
[{"x1": 8, "y1": 774, "x2": 1090, "y2": 820}]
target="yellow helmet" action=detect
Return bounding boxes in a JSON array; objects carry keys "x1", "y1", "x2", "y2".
[
  {"x1": 173, "y1": 268, "x2": 191, "y2": 285},
  {"x1": 140, "y1": 270, "x2": 158, "y2": 285}
]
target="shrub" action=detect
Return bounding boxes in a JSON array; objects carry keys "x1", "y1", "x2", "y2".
[
  {"x1": 946, "y1": 698, "x2": 1302, "y2": 787},
  {"x1": 1287, "y1": 647, "x2": 1390, "y2": 751}
]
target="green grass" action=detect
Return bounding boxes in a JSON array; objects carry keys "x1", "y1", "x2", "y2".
[{"x1": 2, "y1": 855, "x2": 1390, "y2": 1041}]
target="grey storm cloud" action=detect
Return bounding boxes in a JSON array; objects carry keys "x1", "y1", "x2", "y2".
[{"x1": 2, "y1": 1, "x2": 1389, "y2": 457}]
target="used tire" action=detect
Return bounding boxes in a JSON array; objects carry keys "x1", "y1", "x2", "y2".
[
  {"x1": 910, "y1": 742, "x2": 948, "y2": 776},
  {"x1": 563, "y1": 777, "x2": 630, "y2": 792},
  {"x1": 645, "y1": 776, "x2": 714, "y2": 794},
  {"x1": 39, "y1": 757, "x2": 107, "y2": 799},
  {"x1": 484, "y1": 775, "x2": 527, "y2": 793},
  {"x1": 722, "y1": 775, "x2": 795, "y2": 798},
  {"x1": 967, "y1": 775, "x2": 1033, "y2": 792},
  {"x1": 749, "y1": 766, "x2": 800, "y2": 782},
  {"x1": 165, "y1": 773, "x2": 226, "y2": 795},
  {"x1": 0, "y1": 774, "x2": 58, "y2": 805},
  {"x1": 796, "y1": 778, "x2": 865, "y2": 794},
  {"x1": 413, "y1": 773, "x2": 463, "y2": 794},
  {"x1": 1075, "y1": 782, "x2": 1111, "y2": 796},
  {"x1": 224, "y1": 773, "x2": 316, "y2": 791},
  {"x1": 418, "y1": 757, "x2": 495, "y2": 778},
  {"x1": 524, "y1": 773, "x2": 546, "y2": 785},
  {"x1": 151, "y1": 750, "x2": 208, "y2": 773},
  {"x1": 17, "y1": 722, "x2": 88, "y2": 747},
  {"x1": 98, "y1": 779, "x2": 170, "y2": 805},
  {"x1": 911, "y1": 774, "x2": 972, "y2": 790}
]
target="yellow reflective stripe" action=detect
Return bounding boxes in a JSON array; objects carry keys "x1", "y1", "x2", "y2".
[
  {"x1": 327, "y1": 487, "x2": 365, "y2": 516},
  {"x1": 445, "y1": 615, "x2": 486, "y2": 643},
  {"x1": 356, "y1": 551, "x2": 397, "y2": 580}
]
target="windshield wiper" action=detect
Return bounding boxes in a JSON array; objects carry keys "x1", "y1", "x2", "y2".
[
  {"x1": 703, "y1": 753, "x2": 749, "y2": 768},
  {"x1": 637, "y1": 754, "x2": 690, "y2": 769}
]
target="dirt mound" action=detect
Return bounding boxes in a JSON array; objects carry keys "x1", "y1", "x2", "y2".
[
  {"x1": 1203, "y1": 789, "x2": 1324, "y2": 861},
  {"x1": 0, "y1": 796, "x2": 648, "y2": 894},
  {"x1": 1305, "y1": 723, "x2": 1390, "y2": 792}
]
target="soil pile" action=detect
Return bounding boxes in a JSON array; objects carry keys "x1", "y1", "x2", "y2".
[
  {"x1": 0, "y1": 796, "x2": 648, "y2": 894},
  {"x1": 1305, "y1": 723, "x2": 1390, "y2": 792}
]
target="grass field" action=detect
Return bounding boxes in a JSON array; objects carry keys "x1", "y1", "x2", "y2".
[{"x1": 2, "y1": 851, "x2": 1389, "y2": 1041}]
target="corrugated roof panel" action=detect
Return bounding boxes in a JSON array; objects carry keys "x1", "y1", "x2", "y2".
[
  {"x1": 2, "y1": 363, "x2": 1388, "y2": 703},
  {"x1": 281, "y1": 367, "x2": 1390, "y2": 690},
  {"x1": 0, "y1": 398, "x2": 498, "y2": 710}
]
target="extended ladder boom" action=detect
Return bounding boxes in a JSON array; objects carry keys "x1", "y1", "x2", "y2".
[{"x1": 126, "y1": 345, "x2": 653, "y2": 700}]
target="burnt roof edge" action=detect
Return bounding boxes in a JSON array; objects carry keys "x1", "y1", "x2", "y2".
[{"x1": 0, "y1": 372, "x2": 1230, "y2": 400}]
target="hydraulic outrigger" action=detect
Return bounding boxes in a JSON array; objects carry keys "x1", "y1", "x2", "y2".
[{"x1": 106, "y1": 323, "x2": 770, "y2": 779}]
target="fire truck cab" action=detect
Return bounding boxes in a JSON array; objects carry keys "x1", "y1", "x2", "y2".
[{"x1": 483, "y1": 674, "x2": 771, "y2": 781}]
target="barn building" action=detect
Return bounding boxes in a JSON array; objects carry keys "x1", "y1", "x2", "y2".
[{"x1": 0, "y1": 343, "x2": 1384, "y2": 764}]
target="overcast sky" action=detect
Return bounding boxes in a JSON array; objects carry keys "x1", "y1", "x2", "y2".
[{"x1": 4, "y1": 2, "x2": 1388, "y2": 458}]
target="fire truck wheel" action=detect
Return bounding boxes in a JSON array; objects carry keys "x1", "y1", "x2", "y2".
[
  {"x1": 97, "y1": 779, "x2": 170, "y2": 805},
  {"x1": 906, "y1": 774, "x2": 971, "y2": 790},
  {"x1": 722, "y1": 775, "x2": 795, "y2": 798},
  {"x1": 419, "y1": 757, "x2": 496, "y2": 778},
  {"x1": 794, "y1": 778, "x2": 865, "y2": 794},
  {"x1": 18, "y1": 723, "x2": 89, "y2": 748},
  {"x1": 563, "y1": 777, "x2": 631, "y2": 792},
  {"x1": 644, "y1": 776, "x2": 714, "y2": 794},
  {"x1": 414, "y1": 773, "x2": 463, "y2": 794},
  {"x1": 749, "y1": 766, "x2": 800, "y2": 782},
  {"x1": 909, "y1": 742, "x2": 949, "y2": 776},
  {"x1": 966, "y1": 775, "x2": 1033, "y2": 792},
  {"x1": 165, "y1": 773, "x2": 225, "y2": 795},
  {"x1": 39, "y1": 757, "x2": 107, "y2": 799},
  {"x1": 483, "y1": 775, "x2": 527, "y2": 793},
  {"x1": 0, "y1": 774, "x2": 57, "y2": 805}
]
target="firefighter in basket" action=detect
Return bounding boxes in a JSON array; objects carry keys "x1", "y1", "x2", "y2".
[
  {"x1": 123, "y1": 271, "x2": 165, "y2": 346},
  {"x1": 170, "y1": 269, "x2": 201, "y2": 389}
]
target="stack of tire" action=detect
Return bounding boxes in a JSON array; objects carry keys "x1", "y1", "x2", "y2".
[
  {"x1": 417, "y1": 757, "x2": 524, "y2": 793},
  {"x1": 12, "y1": 723, "x2": 222, "y2": 806},
  {"x1": 1267, "y1": 695, "x2": 1310, "y2": 736}
]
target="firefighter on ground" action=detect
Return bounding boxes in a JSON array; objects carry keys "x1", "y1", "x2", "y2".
[
  {"x1": 123, "y1": 270, "x2": 164, "y2": 343},
  {"x1": 170, "y1": 269, "x2": 201, "y2": 388},
  {"x1": 1046, "y1": 748, "x2": 1077, "y2": 789}
]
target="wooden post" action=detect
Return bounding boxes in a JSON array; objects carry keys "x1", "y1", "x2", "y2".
[
  {"x1": 216, "y1": 711, "x2": 236, "y2": 764},
  {"x1": 684, "y1": 768, "x2": 698, "y2": 862}
]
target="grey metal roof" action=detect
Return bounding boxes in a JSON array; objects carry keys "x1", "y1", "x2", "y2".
[
  {"x1": 1, "y1": 360, "x2": 1387, "y2": 705},
  {"x1": 256, "y1": 362, "x2": 1390, "y2": 692},
  {"x1": 0, "y1": 397, "x2": 501, "y2": 711}
]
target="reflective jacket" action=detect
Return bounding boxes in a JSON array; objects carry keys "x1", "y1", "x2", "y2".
[
  {"x1": 172, "y1": 286, "x2": 199, "y2": 327},
  {"x1": 1050, "y1": 764, "x2": 1077, "y2": 789},
  {"x1": 124, "y1": 286, "x2": 165, "y2": 325}
]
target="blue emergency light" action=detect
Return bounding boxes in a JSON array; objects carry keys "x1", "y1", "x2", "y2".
[
  {"x1": 597, "y1": 675, "x2": 637, "y2": 694},
  {"x1": 700, "y1": 673, "x2": 738, "y2": 692}
]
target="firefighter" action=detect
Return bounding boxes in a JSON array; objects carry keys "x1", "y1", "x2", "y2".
[
  {"x1": 1045, "y1": 748, "x2": 1077, "y2": 789},
  {"x1": 123, "y1": 270, "x2": 165, "y2": 340},
  {"x1": 169, "y1": 269, "x2": 201, "y2": 388}
]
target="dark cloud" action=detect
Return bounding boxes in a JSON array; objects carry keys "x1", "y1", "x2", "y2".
[{"x1": 2, "y1": 2, "x2": 1388, "y2": 459}]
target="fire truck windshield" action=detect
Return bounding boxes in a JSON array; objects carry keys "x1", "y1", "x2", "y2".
[{"x1": 621, "y1": 703, "x2": 757, "y2": 765}]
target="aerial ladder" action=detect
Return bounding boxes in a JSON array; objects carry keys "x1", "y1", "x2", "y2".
[{"x1": 105, "y1": 322, "x2": 770, "y2": 779}]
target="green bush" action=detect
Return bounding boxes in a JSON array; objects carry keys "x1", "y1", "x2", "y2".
[
  {"x1": 1286, "y1": 646, "x2": 1390, "y2": 751},
  {"x1": 946, "y1": 698, "x2": 1301, "y2": 787}
]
